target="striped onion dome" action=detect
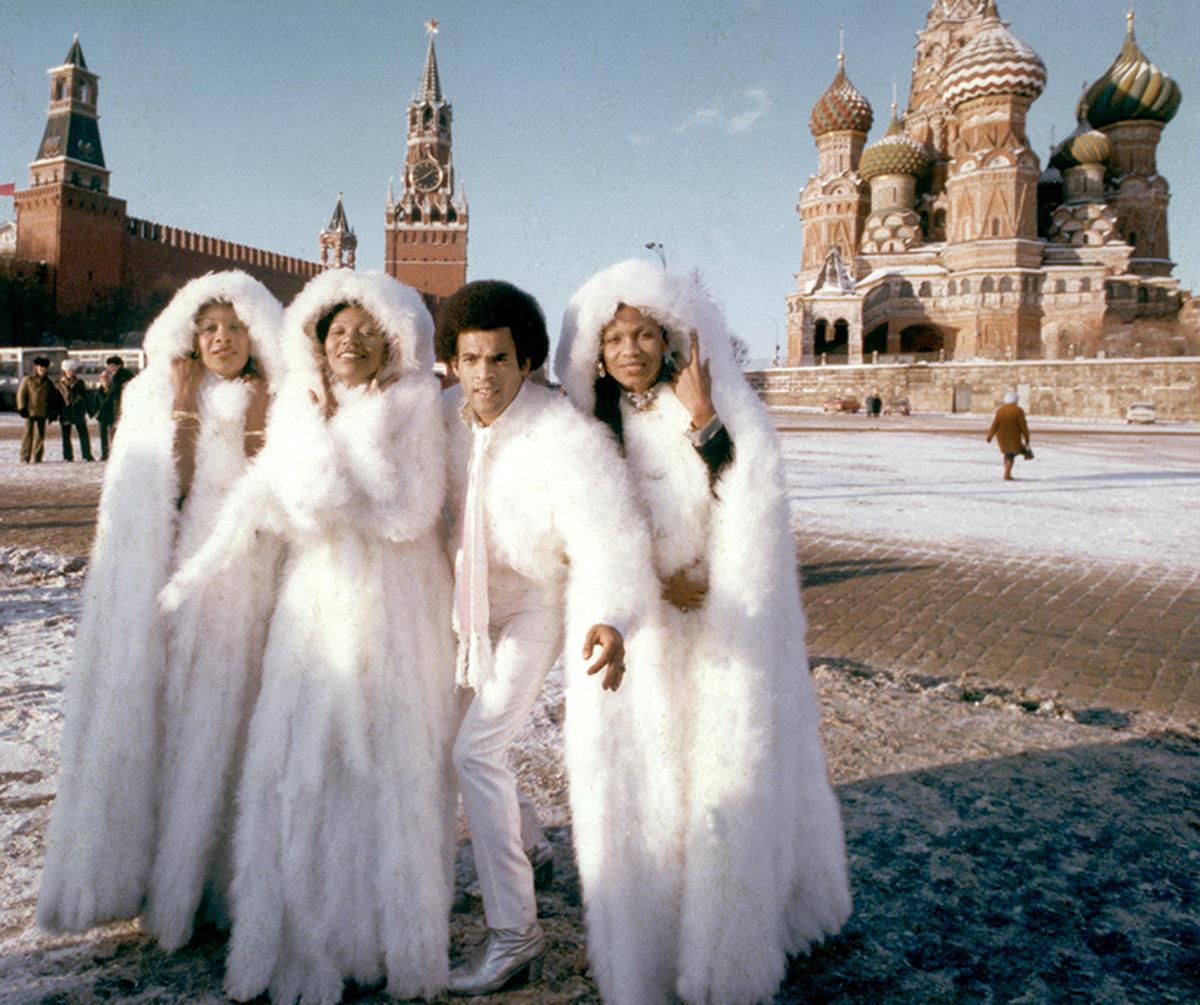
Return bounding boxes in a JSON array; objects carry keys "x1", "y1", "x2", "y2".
[
  {"x1": 810, "y1": 54, "x2": 874, "y2": 137},
  {"x1": 859, "y1": 104, "x2": 931, "y2": 179},
  {"x1": 1078, "y1": 13, "x2": 1181, "y2": 128},
  {"x1": 1049, "y1": 123, "x2": 1112, "y2": 170},
  {"x1": 941, "y1": 11, "x2": 1046, "y2": 111}
]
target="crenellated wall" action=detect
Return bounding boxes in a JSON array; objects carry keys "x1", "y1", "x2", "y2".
[
  {"x1": 122, "y1": 216, "x2": 320, "y2": 304},
  {"x1": 747, "y1": 358, "x2": 1200, "y2": 421}
]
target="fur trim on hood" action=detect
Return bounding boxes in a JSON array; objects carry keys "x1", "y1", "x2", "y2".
[
  {"x1": 141, "y1": 270, "x2": 284, "y2": 383},
  {"x1": 281, "y1": 269, "x2": 433, "y2": 388},
  {"x1": 556, "y1": 258, "x2": 739, "y2": 410}
]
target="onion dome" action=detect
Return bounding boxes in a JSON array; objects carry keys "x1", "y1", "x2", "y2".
[
  {"x1": 810, "y1": 53, "x2": 874, "y2": 137},
  {"x1": 1077, "y1": 12, "x2": 1181, "y2": 128},
  {"x1": 941, "y1": 6, "x2": 1047, "y2": 111},
  {"x1": 859, "y1": 103, "x2": 931, "y2": 179},
  {"x1": 1049, "y1": 123, "x2": 1112, "y2": 170}
]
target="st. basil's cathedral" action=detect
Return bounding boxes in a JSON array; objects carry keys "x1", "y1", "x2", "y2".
[{"x1": 789, "y1": 0, "x2": 1192, "y2": 365}]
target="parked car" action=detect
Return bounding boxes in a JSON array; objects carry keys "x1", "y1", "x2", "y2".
[
  {"x1": 823, "y1": 396, "x2": 861, "y2": 413},
  {"x1": 1125, "y1": 402, "x2": 1157, "y2": 424}
]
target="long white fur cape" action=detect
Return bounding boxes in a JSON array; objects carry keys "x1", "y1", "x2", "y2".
[
  {"x1": 37, "y1": 271, "x2": 285, "y2": 940},
  {"x1": 165, "y1": 269, "x2": 458, "y2": 1004},
  {"x1": 556, "y1": 259, "x2": 853, "y2": 1005}
]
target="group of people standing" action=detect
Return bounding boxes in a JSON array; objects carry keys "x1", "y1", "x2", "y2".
[
  {"x1": 15, "y1": 353, "x2": 134, "y2": 463},
  {"x1": 37, "y1": 260, "x2": 851, "y2": 1005}
]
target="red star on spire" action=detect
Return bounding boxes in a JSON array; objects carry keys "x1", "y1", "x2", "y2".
[{"x1": 425, "y1": 19, "x2": 439, "y2": 35}]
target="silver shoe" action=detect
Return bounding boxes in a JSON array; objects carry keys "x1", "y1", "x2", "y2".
[
  {"x1": 465, "y1": 839, "x2": 555, "y2": 899},
  {"x1": 448, "y1": 923, "x2": 545, "y2": 996}
]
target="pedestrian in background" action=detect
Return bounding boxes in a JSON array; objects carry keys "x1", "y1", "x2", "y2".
[
  {"x1": 16, "y1": 355, "x2": 61, "y2": 463},
  {"x1": 97, "y1": 354, "x2": 134, "y2": 459},
  {"x1": 57, "y1": 359, "x2": 95, "y2": 462},
  {"x1": 986, "y1": 390, "x2": 1031, "y2": 481}
]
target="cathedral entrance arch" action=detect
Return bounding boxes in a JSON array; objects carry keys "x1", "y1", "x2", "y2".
[{"x1": 899, "y1": 324, "x2": 952, "y2": 357}]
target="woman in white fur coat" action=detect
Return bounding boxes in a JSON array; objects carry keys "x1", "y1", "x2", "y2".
[
  {"x1": 162, "y1": 269, "x2": 458, "y2": 1005},
  {"x1": 38, "y1": 271, "x2": 283, "y2": 944},
  {"x1": 556, "y1": 259, "x2": 852, "y2": 1005}
]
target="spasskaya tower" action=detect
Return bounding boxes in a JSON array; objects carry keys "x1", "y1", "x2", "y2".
[{"x1": 384, "y1": 20, "x2": 468, "y2": 301}]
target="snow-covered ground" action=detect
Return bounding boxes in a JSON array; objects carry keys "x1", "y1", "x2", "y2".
[
  {"x1": 780, "y1": 424, "x2": 1200, "y2": 569},
  {"x1": 2, "y1": 417, "x2": 1198, "y2": 1001}
]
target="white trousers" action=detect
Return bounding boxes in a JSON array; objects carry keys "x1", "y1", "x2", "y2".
[{"x1": 453, "y1": 585, "x2": 562, "y2": 930}]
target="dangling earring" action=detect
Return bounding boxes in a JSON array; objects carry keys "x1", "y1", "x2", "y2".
[{"x1": 595, "y1": 359, "x2": 606, "y2": 378}]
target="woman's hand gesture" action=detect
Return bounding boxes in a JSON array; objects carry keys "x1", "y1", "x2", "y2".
[
  {"x1": 309, "y1": 362, "x2": 338, "y2": 420},
  {"x1": 171, "y1": 354, "x2": 205, "y2": 412},
  {"x1": 672, "y1": 330, "x2": 716, "y2": 430}
]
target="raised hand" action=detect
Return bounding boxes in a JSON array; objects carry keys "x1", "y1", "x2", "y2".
[
  {"x1": 672, "y1": 329, "x2": 716, "y2": 430},
  {"x1": 309, "y1": 360, "x2": 338, "y2": 420},
  {"x1": 171, "y1": 354, "x2": 206, "y2": 412}
]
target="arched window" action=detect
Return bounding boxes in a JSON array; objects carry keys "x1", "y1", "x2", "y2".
[
  {"x1": 933, "y1": 209, "x2": 947, "y2": 235},
  {"x1": 814, "y1": 319, "x2": 828, "y2": 350},
  {"x1": 999, "y1": 276, "x2": 1013, "y2": 293},
  {"x1": 947, "y1": 280, "x2": 957, "y2": 296},
  {"x1": 1128, "y1": 230, "x2": 1138, "y2": 248},
  {"x1": 900, "y1": 281, "x2": 914, "y2": 298},
  {"x1": 981, "y1": 276, "x2": 995, "y2": 294},
  {"x1": 1055, "y1": 279, "x2": 1066, "y2": 293},
  {"x1": 1080, "y1": 278, "x2": 1091, "y2": 292},
  {"x1": 961, "y1": 278, "x2": 971, "y2": 294},
  {"x1": 1138, "y1": 286, "x2": 1149, "y2": 303},
  {"x1": 55, "y1": 78, "x2": 66, "y2": 100},
  {"x1": 919, "y1": 281, "x2": 932, "y2": 298}
]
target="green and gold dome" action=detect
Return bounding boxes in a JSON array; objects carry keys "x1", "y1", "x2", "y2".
[
  {"x1": 1078, "y1": 12, "x2": 1181, "y2": 128},
  {"x1": 859, "y1": 105, "x2": 931, "y2": 180},
  {"x1": 1049, "y1": 123, "x2": 1113, "y2": 171}
]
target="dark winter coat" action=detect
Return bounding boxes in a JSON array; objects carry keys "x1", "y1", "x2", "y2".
[
  {"x1": 57, "y1": 375, "x2": 95, "y2": 424},
  {"x1": 98, "y1": 366, "x2": 134, "y2": 424},
  {"x1": 986, "y1": 402, "x2": 1030, "y2": 454}
]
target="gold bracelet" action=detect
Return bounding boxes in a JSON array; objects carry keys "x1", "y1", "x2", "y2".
[
  {"x1": 172, "y1": 409, "x2": 201, "y2": 422},
  {"x1": 243, "y1": 429, "x2": 265, "y2": 439}
]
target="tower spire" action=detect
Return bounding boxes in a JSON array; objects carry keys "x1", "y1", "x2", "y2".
[
  {"x1": 320, "y1": 192, "x2": 356, "y2": 270},
  {"x1": 418, "y1": 19, "x2": 443, "y2": 103},
  {"x1": 65, "y1": 33, "x2": 87, "y2": 69}
]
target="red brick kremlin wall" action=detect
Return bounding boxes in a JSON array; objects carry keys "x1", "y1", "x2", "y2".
[{"x1": 122, "y1": 217, "x2": 320, "y2": 305}]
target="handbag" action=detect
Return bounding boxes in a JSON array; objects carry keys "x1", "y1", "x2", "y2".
[{"x1": 1023, "y1": 446, "x2": 1035, "y2": 460}]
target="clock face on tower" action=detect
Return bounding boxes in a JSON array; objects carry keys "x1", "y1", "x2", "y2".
[{"x1": 412, "y1": 158, "x2": 443, "y2": 192}]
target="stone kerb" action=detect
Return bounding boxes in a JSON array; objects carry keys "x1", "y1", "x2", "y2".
[{"x1": 747, "y1": 357, "x2": 1200, "y2": 420}]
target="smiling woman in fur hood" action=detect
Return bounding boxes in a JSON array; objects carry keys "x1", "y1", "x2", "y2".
[
  {"x1": 161, "y1": 269, "x2": 457, "y2": 1005},
  {"x1": 38, "y1": 271, "x2": 284, "y2": 946},
  {"x1": 556, "y1": 259, "x2": 852, "y2": 1005}
]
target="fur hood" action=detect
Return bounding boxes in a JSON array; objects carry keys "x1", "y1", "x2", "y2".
[
  {"x1": 281, "y1": 269, "x2": 433, "y2": 388},
  {"x1": 141, "y1": 270, "x2": 284, "y2": 383},
  {"x1": 556, "y1": 259, "x2": 740, "y2": 411}
]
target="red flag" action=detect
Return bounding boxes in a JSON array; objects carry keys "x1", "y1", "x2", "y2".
[{"x1": 0, "y1": 183, "x2": 15, "y2": 197}]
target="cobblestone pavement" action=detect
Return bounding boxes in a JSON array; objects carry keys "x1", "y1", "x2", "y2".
[{"x1": 798, "y1": 532, "x2": 1200, "y2": 729}]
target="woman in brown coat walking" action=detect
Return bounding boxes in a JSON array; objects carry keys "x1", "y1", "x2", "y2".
[{"x1": 986, "y1": 390, "x2": 1031, "y2": 481}]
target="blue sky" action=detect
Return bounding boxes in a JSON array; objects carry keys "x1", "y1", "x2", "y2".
[{"x1": 2, "y1": 0, "x2": 1196, "y2": 365}]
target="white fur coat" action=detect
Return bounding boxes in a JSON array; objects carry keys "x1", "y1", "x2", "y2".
[
  {"x1": 165, "y1": 269, "x2": 458, "y2": 1005},
  {"x1": 37, "y1": 271, "x2": 284, "y2": 940},
  {"x1": 444, "y1": 381, "x2": 655, "y2": 663},
  {"x1": 556, "y1": 260, "x2": 852, "y2": 1005}
]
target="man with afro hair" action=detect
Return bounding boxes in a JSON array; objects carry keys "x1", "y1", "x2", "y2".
[{"x1": 437, "y1": 280, "x2": 653, "y2": 994}]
